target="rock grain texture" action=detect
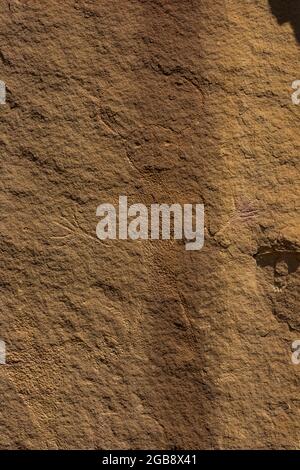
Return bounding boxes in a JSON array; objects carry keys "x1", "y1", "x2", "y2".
[{"x1": 0, "y1": 0, "x2": 299, "y2": 449}]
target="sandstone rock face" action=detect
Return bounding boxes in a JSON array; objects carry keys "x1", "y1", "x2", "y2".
[{"x1": 0, "y1": 0, "x2": 299, "y2": 449}]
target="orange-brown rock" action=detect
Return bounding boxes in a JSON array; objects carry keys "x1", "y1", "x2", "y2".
[{"x1": 0, "y1": 0, "x2": 299, "y2": 449}]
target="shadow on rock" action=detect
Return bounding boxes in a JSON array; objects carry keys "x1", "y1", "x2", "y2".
[{"x1": 268, "y1": 0, "x2": 300, "y2": 43}]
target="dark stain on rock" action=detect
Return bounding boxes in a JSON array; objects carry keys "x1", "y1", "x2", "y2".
[{"x1": 269, "y1": 0, "x2": 300, "y2": 43}]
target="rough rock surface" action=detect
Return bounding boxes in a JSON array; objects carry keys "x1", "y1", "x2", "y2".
[{"x1": 0, "y1": 0, "x2": 299, "y2": 449}]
